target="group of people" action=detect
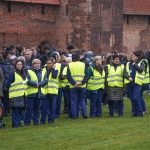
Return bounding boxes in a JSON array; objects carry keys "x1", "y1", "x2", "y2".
[{"x1": 0, "y1": 43, "x2": 149, "y2": 128}]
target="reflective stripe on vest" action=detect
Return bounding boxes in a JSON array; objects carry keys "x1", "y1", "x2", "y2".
[
  {"x1": 9, "y1": 72, "x2": 27, "y2": 98},
  {"x1": 27, "y1": 69, "x2": 46, "y2": 95},
  {"x1": 107, "y1": 64, "x2": 124, "y2": 87},
  {"x1": 69, "y1": 61, "x2": 86, "y2": 88},
  {"x1": 125, "y1": 61, "x2": 145, "y2": 85},
  {"x1": 46, "y1": 70, "x2": 59, "y2": 95},
  {"x1": 87, "y1": 67, "x2": 105, "y2": 90}
]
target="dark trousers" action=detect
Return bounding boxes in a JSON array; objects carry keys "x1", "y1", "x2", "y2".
[
  {"x1": 41, "y1": 94, "x2": 57, "y2": 124},
  {"x1": 55, "y1": 88, "x2": 62, "y2": 118},
  {"x1": 2, "y1": 90, "x2": 10, "y2": 115},
  {"x1": 24, "y1": 97, "x2": 41, "y2": 125},
  {"x1": 62, "y1": 86, "x2": 70, "y2": 114},
  {"x1": 140, "y1": 84, "x2": 149, "y2": 112},
  {"x1": 89, "y1": 89, "x2": 103, "y2": 117},
  {"x1": 11, "y1": 107, "x2": 24, "y2": 128},
  {"x1": 127, "y1": 82, "x2": 143, "y2": 116},
  {"x1": 70, "y1": 88, "x2": 87, "y2": 118},
  {"x1": 108, "y1": 100, "x2": 124, "y2": 117}
]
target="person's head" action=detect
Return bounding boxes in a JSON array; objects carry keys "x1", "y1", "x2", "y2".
[
  {"x1": 31, "y1": 46, "x2": 38, "y2": 57},
  {"x1": 17, "y1": 56, "x2": 26, "y2": 64},
  {"x1": 47, "y1": 57, "x2": 55, "y2": 69},
  {"x1": 112, "y1": 55, "x2": 120, "y2": 65},
  {"x1": 67, "y1": 44, "x2": 75, "y2": 51},
  {"x1": 6, "y1": 45, "x2": 16, "y2": 56},
  {"x1": 32, "y1": 59, "x2": 41, "y2": 70},
  {"x1": 72, "y1": 53, "x2": 80, "y2": 62},
  {"x1": 9, "y1": 55, "x2": 17, "y2": 65},
  {"x1": 131, "y1": 50, "x2": 145, "y2": 62},
  {"x1": 93, "y1": 56, "x2": 102, "y2": 66},
  {"x1": 15, "y1": 60, "x2": 24, "y2": 71},
  {"x1": 43, "y1": 45, "x2": 51, "y2": 55},
  {"x1": 51, "y1": 52, "x2": 60, "y2": 63},
  {"x1": 23, "y1": 49, "x2": 32, "y2": 61},
  {"x1": 16, "y1": 45, "x2": 24, "y2": 56}
]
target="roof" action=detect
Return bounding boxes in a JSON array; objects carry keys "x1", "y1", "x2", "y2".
[
  {"x1": 5, "y1": 0, "x2": 60, "y2": 5},
  {"x1": 124, "y1": 0, "x2": 150, "y2": 15}
]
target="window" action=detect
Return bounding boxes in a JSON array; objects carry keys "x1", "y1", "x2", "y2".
[
  {"x1": 66, "y1": 4, "x2": 69, "y2": 16},
  {"x1": 126, "y1": 15, "x2": 129, "y2": 24},
  {"x1": 66, "y1": 34, "x2": 68, "y2": 45},
  {"x1": 99, "y1": 32, "x2": 102, "y2": 46},
  {"x1": 41, "y1": 5, "x2": 45, "y2": 15},
  {"x1": 148, "y1": 16, "x2": 150, "y2": 25},
  {"x1": 99, "y1": 3, "x2": 102, "y2": 16},
  {"x1": 7, "y1": 2, "x2": 11, "y2": 13}
]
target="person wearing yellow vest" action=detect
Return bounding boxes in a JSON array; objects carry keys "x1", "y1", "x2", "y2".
[
  {"x1": 24, "y1": 59, "x2": 48, "y2": 126},
  {"x1": 7, "y1": 60, "x2": 26, "y2": 128},
  {"x1": 55, "y1": 62, "x2": 64, "y2": 118},
  {"x1": 67, "y1": 53, "x2": 88, "y2": 119},
  {"x1": 124, "y1": 50, "x2": 145, "y2": 117},
  {"x1": 51, "y1": 52, "x2": 64, "y2": 119},
  {"x1": 87, "y1": 56, "x2": 105, "y2": 118},
  {"x1": 40, "y1": 58, "x2": 59, "y2": 124},
  {"x1": 61, "y1": 60, "x2": 71, "y2": 116},
  {"x1": 139, "y1": 57, "x2": 150, "y2": 114},
  {"x1": 105, "y1": 55, "x2": 124, "y2": 117}
]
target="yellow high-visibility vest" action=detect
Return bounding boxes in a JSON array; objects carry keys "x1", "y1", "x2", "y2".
[
  {"x1": 9, "y1": 72, "x2": 27, "y2": 99},
  {"x1": 142, "y1": 59, "x2": 150, "y2": 84},
  {"x1": 124, "y1": 61, "x2": 145, "y2": 85},
  {"x1": 61, "y1": 66, "x2": 69, "y2": 88},
  {"x1": 46, "y1": 68, "x2": 59, "y2": 95},
  {"x1": 68, "y1": 61, "x2": 86, "y2": 88},
  {"x1": 87, "y1": 67, "x2": 105, "y2": 90},
  {"x1": 26, "y1": 69, "x2": 46, "y2": 96},
  {"x1": 107, "y1": 64, "x2": 124, "y2": 88}
]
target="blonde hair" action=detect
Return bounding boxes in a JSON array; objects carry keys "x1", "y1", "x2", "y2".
[
  {"x1": 32, "y1": 59, "x2": 41, "y2": 65},
  {"x1": 93, "y1": 56, "x2": 102, "y2": 63}
]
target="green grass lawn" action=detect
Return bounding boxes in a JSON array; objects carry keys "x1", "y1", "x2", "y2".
[{"x1": 0, "y1": 95, "x2": 150, "y2": 150}]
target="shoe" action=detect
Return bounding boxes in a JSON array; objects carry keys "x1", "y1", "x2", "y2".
[
  {"x1": 83, "y1": 115, "x2": 88, "y2": 119},
  {"x1": 0, "y1": 123, "x2": 5, "y2": 128},
  {"x1": 143, "y1": 111, "x2": 147, "y2": 115}
]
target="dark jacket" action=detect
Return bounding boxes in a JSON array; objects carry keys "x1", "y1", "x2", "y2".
[
  {"x1": 0, "y1": 60, "x2": 15, "y2": 91},
  {"x1": 0, "y1": 66, "x2": 4, "y2": 97}
]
